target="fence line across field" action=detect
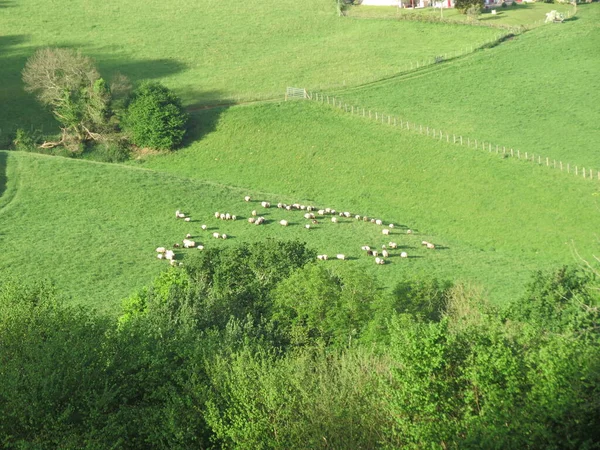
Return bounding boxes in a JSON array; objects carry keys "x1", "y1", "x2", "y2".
[{"x1": 287, "y1": 88, "x2": 598, "y2": 182}]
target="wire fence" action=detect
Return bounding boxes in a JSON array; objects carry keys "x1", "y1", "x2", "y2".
[{"x1": 287, "y1": 89, "x2": 598, "y2": 182}]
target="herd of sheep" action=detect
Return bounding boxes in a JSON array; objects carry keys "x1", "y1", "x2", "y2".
[{"x1": 155, "y1": 197, "x2": 437, "y2": 266}]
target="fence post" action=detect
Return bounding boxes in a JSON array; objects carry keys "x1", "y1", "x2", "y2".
[
  {"x1": 460, "y1": 136, "x2": 463, "y2": 145},
  {"x1": 525, "y1": 151, "x2": 528, "y2": 159}
]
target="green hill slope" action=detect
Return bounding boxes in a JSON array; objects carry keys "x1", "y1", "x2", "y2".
[{"x1": 333, "y1": 4, "x2": 600, "y2": 168}]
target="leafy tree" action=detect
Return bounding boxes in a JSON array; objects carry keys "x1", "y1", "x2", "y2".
[
  {"x1": 22, "y1": 48, "x2": 117, "y2": 150},
  {"x1": 455, "y1": 0, "x2": 484, "y2": 14},
  {"x1": 123, "y1": 82, "x2": 188, "y2": 150}
]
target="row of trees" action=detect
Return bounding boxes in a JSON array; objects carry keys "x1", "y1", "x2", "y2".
[
  {"x1": 16, "y1": 48, "x2": 188, "y2": 158},
  {"x1": 1, "y1": 240, "x2": 599, "y2": 448}
]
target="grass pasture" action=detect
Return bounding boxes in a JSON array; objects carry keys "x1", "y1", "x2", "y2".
[
  {"x1": 0, "y1": 0, "x2": 498, "y2": 147},
  {"x1": 334, "y1": 4, "x2": 600, "y2": 168},
  {"x1": 139, "y1": 101, "x2": 600, "y2": 304}
]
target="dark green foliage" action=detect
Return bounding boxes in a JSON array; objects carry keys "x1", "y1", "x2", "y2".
[
  {"x1": 123, "y1": 82, "x2": 188, "y2": 150},
  {"x1": 455, "y1": 0, "x2": 484, "y2": 13},
  {"x1": 391, "y1": 277, "x2": 453, "y2": 322},
  {"x1": 12, "y1": 128, "x2": 42, "y2": 152}
]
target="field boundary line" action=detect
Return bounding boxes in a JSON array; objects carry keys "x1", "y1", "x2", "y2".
[
  {"x1": 0, "y1": 151, "x2": 23, "y2": 216},
  {"x1": 293, "y1": 90, "x2": 598, "y2": 183}
]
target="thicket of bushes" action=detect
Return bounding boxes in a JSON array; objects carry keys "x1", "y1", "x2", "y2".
[{"x1": 1, "y1": 240, "x2": 599, "y2": 448}]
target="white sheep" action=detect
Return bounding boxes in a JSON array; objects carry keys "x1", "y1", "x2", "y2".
[
  {"x1": 344, "y1": 212, "x2": 351, "y2": 218},
  {"x1": 325, "y1": 208, "x2": 331, "y2": 213},
  {"x1": 214, "y1": 211, "x2": 220, "y2": 218},
  {"x1": 389, "y1": 224, "x2": 394, "y2": 229},
  {"x1": 307, "y1": 206, "x2": 313, "y2": 212},
  {"x1": 336, "y1": 254, "x2": 346, "y2": 260},
  {"x1": 361, "y1": 245, "x2": 371, "y2": 251},
  {"x1": 285, "y1": 205, "x2": 292, "y2": 211},
  {"x1": 300, "y1": 205, "x2": 306, "y2": 210},
  {"x1": 255, "y1": 217, "x2": 265, "y2": 225},
  {"x1": 170, "y1": 259, "x2": 178, "y2": 266},
  {"x1": 318, "y1": 209, "x2": 325, "y2": 215},
  {"x1": 157, "y1": 253, "x2": 164, "y2": 260},
  {"x1": 165, "y1": 250, "x2": 175, "y2": 260},
  {"x1": 400, "y1": 252, "x2": 408, "y2": 258},
  {"x1": 220, "y1": 213, "x2": 226, "y2": 220},
  {"x1": 232, "y1": 215, "x2": 237, "y2": 221},
  {"x1": 426, "y1": 243, "x2": 435, "y2": 249},
  {"x1": 156, "y1": 247, "x2": 166, "y2": 253},
  {"x1": 422, "y1": 241, "x2": 429, "y2": 246},
  {"x1": 279, "y1": 219, "x2": 288, "y2": 226},
  {"x1": 355, "y1": 215, "x2": 361, "y2": 220},
  {"x1": 375, "y1": 257, "x2": 385, "y2": 265},
  {"x1": 183, "y1": 239, "x2": 196, "y2": 248},
  {"x1": 407, "y1": 229, "x2": 412, "y2": 234},
  {"x1": 363, "y1": 216, "x2": 369, "y2": 222},
  {"x1": 389, "y1": 242, "x2": 398, "y2": 249},
  {"x1": 201, "y1": 224, "x2": 207, "y2": 230},
  {"x1": 304, "y1": 213, "x2": 315, "y2": 220},
  {"x1": 177, "y1": 213, "x2": 186, "y2": 219},
  {"x1": 331, "y1": 217, "x2": 338, "y2": 223},
  {"x1": 375, "y1": 219, "x2": 383, "y2": 226},
  {"x1": 197, "y1": 245, "x2": 204, "y2": 250},
  {"x1": 184, "y1": 217, "x2": 191, "y2": 222},
  {"x1": 175, "y1": 210, "x2": 181, "y2": 218},
  {"x1": 372, "y1": 251, "x2": 378, "y2": 257},
  {"x1": 252, "y1": 210, "x2": 257, "y2": 216},
  {"x1": 221, "y1": 234, "x2": 228, "y2": 240},
  {"x1": 382, "y1": 229, "x2": 390, "y2": 235},
  {"x1": 317, "y1": 254, "x2": 328, "y2": 260},
  {"x1": 213, "y1": 232, "x2": 220, "y2": 239},
  {"x1": 277, "y1": 202, "x2": 283, "y2": 209},
  {"x1": 248, "y1": 217, "x2": 256, "y2": 223},
  {"x1": 185, "y1": 233, "x2": 192, "y2": 238},
  {"x1": 244, "y1": 196, "x2": 251, "y2": 202},
  {"x1": 382, "y1": 250, "x2": 389, "y2": 258},
  {"x1": 305, "y1": 224, "x2": 311, "y2": 229},
  {"x1": 261, "y1": 201, "x2": 270, "y2": 208},
  {"x1": 225, "y1": 213, "x2": 231, "y2": 220}
]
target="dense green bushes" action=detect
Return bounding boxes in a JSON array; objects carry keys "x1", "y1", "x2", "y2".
[{"x1": 1, "y1": 242, "x2": 599, "y2": 448}]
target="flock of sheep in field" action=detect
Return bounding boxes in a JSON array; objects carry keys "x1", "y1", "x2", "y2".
[{"x1": 155, "y1": 195, "x2": 438, "y2": 266}]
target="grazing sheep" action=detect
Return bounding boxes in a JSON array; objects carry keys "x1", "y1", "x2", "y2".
[
  {"x1": 255, "y1": 217, "x2": 265, "y2": 225},
  {"x1": 251, "y1": 210, "x2": 257, "y2": 216},
  {"x1": 304, "y1": 213, "x2": 315, "y2": 219},
  {"x1": 382, "y1": 229, "x2": 390, "y2": 235},
  {"x1": 389, "y1": 224, "x2": 394, "y2": 229},
  {"x1": 221, "y1": 234, "x2": 228, "y2": 240},
  {"x1": 279, "y1": 219, "x2": 289, "y2": 226},
  {"x1": 426, "y1": 243, "x2": 435, "y2": 249},
  {"x1": 165, "y1": 250, "x2": 175, "y2": 260},
  {"x1": 185, "y1": 217, "x2": 191, "y2": 222},
  {"x1": 375, "y1": 257, "x2": 385, "y2": 265},
  {"x1": 225, "y1": 213, "x2": 231, "y2": 220},
  {"x1": 156, "y1": 247, "x2": 166, "y2": 253},
  {"x1": 220, "y1": 213, "x2": 226, "y2": 220},
  {"x1": 185, "y1": 233, "x2": 192, "y2": 238},
  {"x1": 370, "y1": 219, "x2": 376, "y2": 223},
  {"x1": 277, "y1": 202, "x2": 283, "y2": 209},
  {"x1": 261, "y1": 201, "x2": 270, "y2": 208},
  {"x1": 175, "y1": 210, "x2": 181, "y2": 217},
  {"x1": 300, "y1": 205, "x2": 306, "y2": 210},
  {"x1": 157, "y1": 253, "x2": 164, "y2": 260},
  {"x1": 361, "y1": 245, "x2": 371, "y2": 251},
  {"x1": 372, "y1": 251, "x2": 378, "y2": 257},
  {"x1": 170, "y1": 259, "x2": 178, "y2": 266},
  {"x1": 344, "y1": 212, "x2": 351, "y2": 218},
  {"x1": 382, "y1": 244, "x2": 387, "y2": 249},
  {"x1": 173, "y1": 243, "x2": 180, "y2": 248},
  {"x1": 311, "y1": 219, "x2": 318, "y2": 224},
  {"x1": 244, "y1": 196, "x2": 251, "y2": 202},
  {"x1": 325, "y1": 208, "x2": 331, "y2": 213},
  {"x1": 197, "y1": 245, "x2": 204, "y2": 250},
  {"x1": 421, "y1": 241, "x2": 429, "y2": 246},
  {"x1": 248, "y1": 217, "x2": 256, "y2": 223},
  {"x1": 305, "y1": 224, "x2": 311, "y2": 230},
  {"x1": 382, "y1": 250, "x2": 389, "y2": 258},
  {"x1": 331, "y1": 217, "x2": 338, "y2": 223},
  {"x1": 215, "y1": 212, "x2": 220, "y2": 218},
  {"x1": 317, "y1": 254, "x2": 328, "y2": 260},
  {"x1": 307, "y1": 206, "x2": 313, "y2": 212},
  {"x1": 285, "y1": 205, "x2": 292, "y2": 211},
  {"x1": 339, "y1": 212, "x2": 344, "y2": 217},
  {"x1": 292, "y1": 203, "x2": 300, "y2": 209},
  {"x1": 400, "y1": 252, "x2": 408, "y2": 258},
  {"x1": 355, "y1": 215, "x2": 361, "y2": 220},
  {"x1": 201, "y1": 224, "x2": 208, "y2": 230},
  {"x1": 336, "y1": 254, "x2": 346, "y2": 260},
  {"x1": 177, "y1": 213, "x2": 186, "y2": 219},
  {"x1": 389, "y1": 242, "x2": 398, "y2": 249},
  {"x1": 367, "y1": 250, "x2": 373, "y2": 256},
  {"x1": 318, "y1": 209, "x2": 325, "y2": 215},
  {"x1": 407, "y1": 229, "x2": 412, "y2": 234},
  {"x1": 213, "y1": 232, "x2": 220, "y2": 239},
  {"x1": 363, "y1": 216, "x2": 369, "y2": 222},
  {"x1": 375, "y1": 219, "x2": 383, "y2": 226},
  {"x1": 183, "y1": 239, "x2": 196, "y2": 248},
  {"x1": 232, "y1": 215, "x2": 237, "y2": 221}
]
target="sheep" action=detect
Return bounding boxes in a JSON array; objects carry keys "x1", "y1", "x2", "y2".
[
  {"x1": 201, "y1": 224, "x2": 208, "y2": 230},
  {"x1": 307, "y1": 206, "x2": 313, "y2": 212},
  {"x1": 225, "y1": 213, "x2": 231, "y2": 220},
  {"x1": 382, "y1": 249, "x2": 389, "y2": 258},
  {"x1": 231, "y1": 215, "x2": 237, "y2": 221},
  {"x1": 197, "y1": 245, "x2": 205, "y2": 250},
  {"x1": 382, "y1": 229, "x2": 390, "y2": 235},
  {"x1": 400, "y1": 252, "x2": 408, "y2": 258},
  {"x1": 175, "y1": 210, "x2": 181, "y2": 218},
  {"x1": 363, "y1": 216, "x2": 369, "y2": 222},
  {"x1": 255, "y1": 217, "x2": 265, "y2": 225},
  {"x1": 214, "y1": 211, "x2": 220, "y2": 218},
  {"x1": 382, "y1": 244, "x2": 387, "y2": 249},
  {"x1": 370, "y1": 219, "x2": 376, "y2": 223},
  {"x1": 277, "y1": 202, "x2": 283, "y2": 209},
  {"x1": 318, "y1": 209, "x2": 325, "y2": 215},
  {"x1": 185, "y1": 217, "x2": 191, "y2": 222},
  {"x1": 251, "y1": 210, "x2": 257, "y2": 216},
  {"x1": 311, "y1": 219, "x2": 318, "y2": 224},
  {"x1": 389, "y1": 242, "x2": 398, "y2": 249},
  {"x1": 317, "y1": 254, "x2": 328, "y2": 260},
  {"x1": 375, "y1": 257, "x2": 385, "y2": 265},
  {"x1": 331, "y1": 217, "x2": 338, "y2": 223},
  {"x1": 372, "y1": 251, "x2": 378, "y2": 257},
  {"x1": 185, "y1": 233, "x2": 192, "y2": 238},
  {"x1": 389, "y1": 224, "x2": 394, "y2": 229},
  {"x1": 375, "y1": 219, "x2": 383, "y2": 226},
  {"x1": 325, "y1": 208, "x2": 331, "y2": 213},
  {"x1": 165, "y1": 250, "x2": 175, "y2": 260},
  {"x1": 336, "y1": 254, "x2": 346, "y2": 260},
  {"x1": 339, "y1": 212, "x2": 344, "y2": 217},
  {"x1": 305, "y1": 224, "x2": 311, "y2": 230},
  {"x1": 156, "y1": 247, "x2": 166, "y2": 253},
  {"x1": 220, "y1": 213, "x2": 226, "y2": 220},
  {"x1": 367, "y1": 250, "x2": 374, "y2": 256},
  {"x1": 279, "y1": 219, "x2": 289, "y2": 226},
  {"x1": 261, "y1": 201, "x2": 270, "y2": 208},
  {"x1": 285, "y1": 205, "x2": 292, "y2": 211},
  {"x1": 421, "y1": 241, "x2": 429, "y2": 246},
  {"x1": 177, "y1": 213, "x2": 186, "y2": 219},
  {"x1": 183, "y1": 239, "x2": 196, "y2": 248},
  {"x1": 361, "y1": 245, "x2": 371, "y2": 251},
  {"x1": 157, "y1": 253, "x2": 164, "y2": 260},
  {"x1": 213, "y1": 232, "x2": 220, "y2": 239},
  {"x1": 407, "y1": 229, "x2": 412, "y2": 234},
  {"x1": 304, "y1": 213, "x2": 315, "y2": 220},
  {"x1": 426, "y1": 243, "x2": 435, "y2": 249},
  {"x1": 344, "y1": 212, "x2": 351, "y2": 218},
  {"x1": 173, "y1": 243, "x2": 180, "y2": 248},
  {"x1": 221, "y1": 234, "x2": 228, "y2": 240},
  {"x1": 170, "y1": 259, "x2": 179, "y2": 266},
  {"x1": 244, "y1": 196, "x2": 251, "y2": 202},
  {"x1": 248, "y1": 217, "x2": 256, "y2": 223},
  {"x1": 300, "y1": 205, "x2": 306, "y2": 210},
  {"x1": 330, "y1": 209, "x2": 336, "y2": 215},
  {"x1": 355, "y1": 215, "x2": 361, "y2": 220},
  {"x1": 292, "y1": 203, "x2": 300, "y2": 209}
]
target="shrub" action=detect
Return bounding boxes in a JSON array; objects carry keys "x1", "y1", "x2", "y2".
[
  {"x1": 88, "y1": 140, "x2": 131, "y2": 163},
  {"x1": 456, "y1": 0, "x2": 484, "y2": 13},
  {"x1": 12, "y1": 128, "x2": 42, "y2": 152},
  {"x1": 123, "y1": 82, "x2": 188, "y2": 151},
  {"x1": 501, "y1": 1, "x2": 508, "y2": 7}
]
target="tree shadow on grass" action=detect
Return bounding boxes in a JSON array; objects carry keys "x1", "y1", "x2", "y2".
[
  {"x1": 0, "y1": 0, "x2": 15, "y2": 8},
  {"x1": 0, "y1": 152, "x2": 7, "y2": 199}
]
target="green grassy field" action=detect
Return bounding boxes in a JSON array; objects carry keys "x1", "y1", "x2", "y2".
[
  {"x1": 0, "y1": 0, "x2": 498, "y2": 147},
  {"x1": 331, "y1": 3, "x2": 600, "y2": 168},
  {"x1": 347, "y1": 2, "x2": 574, "y2": 26}
]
